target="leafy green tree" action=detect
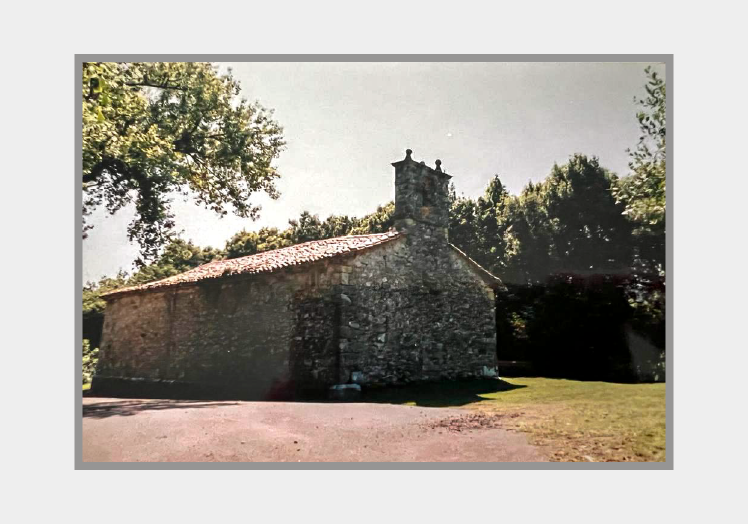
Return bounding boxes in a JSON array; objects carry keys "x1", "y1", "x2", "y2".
[
  {"x1": 224, "y1": 227, "x2": 291, "y2": 259},
  {"x1": 82, "y1": 339, "x2": 99, "y2": 386},
  {"x1": 127, "y1": 239, "x2": 224, "y2": 285},
  {"x1": 83, "y1": 271, "x2": 130, "y2": 322},
  {"x1": 475, "y1": 175, "x2": 510, "y2": 270},
  {"x1": 614, "y1": 66, "x2": 666, "y2": 228},
  {"x1": 286, "y1": 211, "x2": 328, "y2": 245},
  {"x1": 223, "y1": 204, "x2": 396, "y2": 260},
  {"x1": 613, "y1": 66, "x2": 666, "y2": 275},
  {"x1": 500, "y1": 182, "x2": 557, "y2": 284},
  {"x1": 223, "y1": 203, "x2": 396, "y2": 259},
  {"x1": 612, "y1": 66, "x2": 667, "y2": 355},
  {"x1": 82, "y1": 62, "x2": 285, "y2": 263},
  {"x1": 350, "y1": 202, "x2": 395, "y2": 234},
  {"x1": 545, "y1": 156, "x2": 633, "y2": 274},
  {"x1": 448, "y1": 194, "x2": 480, "y2": 259},
  {"x1": 500, "y1": 155, "x2": 633, "y2": 284},
  {"x1": 321, "y1": 215, "x2": 359, "y2": 239}
]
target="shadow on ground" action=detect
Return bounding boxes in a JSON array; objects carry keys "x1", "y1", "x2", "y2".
[
  {"x1": 82, "y1": 399, "x2": 240, "y2": 419},
  {"x1": 83, "y1": 378, "x2": 526, "y2": 410},
  {"x1": 361, "y1": 378, "x2": 526, "y2": 407}
]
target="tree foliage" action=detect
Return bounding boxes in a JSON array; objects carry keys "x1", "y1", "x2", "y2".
[
  {"x1": 127, "y1": 239, "x2": 224, "y2": 286},
  {"x1": 612, "y1": 66, "x2": 666, "y2": 275},
  {"x1": 448, "y1": 156, "x2": 632, "y2": 285},
  {"x1": 82, "y1": 339, "x2": 99, "y2": 386},
  {"x1": 614, "y1": 66, "x2": 666, "y2": 228},
  {"x1": 223, "y1": 202, "x2": 395, "y2": 259},
  {"x1": 224, "y1": 227, "x2": 291, "y2": 259},
  {"x1": 82, "y1": 271, "x2": 130, "y2": 321},
  {"x1": 82, "y1": 62, "x2": 285, "y2": 263},
  {"x1": 350, "y1": 202, "x2": 396, "y2": 234}
]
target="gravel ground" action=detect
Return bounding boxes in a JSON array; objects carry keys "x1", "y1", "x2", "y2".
[{"x1": 82, "y1": 398, "x2": 547, "y2": 462}]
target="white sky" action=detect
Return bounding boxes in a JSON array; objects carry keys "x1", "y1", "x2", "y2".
[{"x1": 82, "y1": 61, "x2": 665, "y2": 283}]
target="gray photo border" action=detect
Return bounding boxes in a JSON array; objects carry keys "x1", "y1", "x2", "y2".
[{"x1": 75, "y1": 54, "x2": 673, "y2": 470}]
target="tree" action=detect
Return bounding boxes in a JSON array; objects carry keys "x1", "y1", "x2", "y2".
[
  {"x1": 82, "y1": 62, "x2": 285, "y2": 263},
  {"x1": 612, "y1": 66, "x2": 667, "y2": 356},
  {"x1": 127, "y1": 238, "x2": 224, "y2": 285},
  {"x1": 475, "y1": 175, "x2": 510, "y2": 271},
  {"x1": 544, "y1": 156, "x2": 633, "y2": 274},
  {"x1": 350, "y1": 202, "x2": 395, "y2": 234},
  {"x1": 82, "y1": 339, "x2": 99, "y2": 386},
  {"x1": 83, "y1": 271, "x2": 129, "y2": 323},
  {"x1": 615, "y1": 66, "x2": 666, "y2": 226},
  {"x1": 500, "y1": 181, "x2": 556, "y2": 284},
  {"x1": 286, "y1": 211, "x2": 327, "y2": 245},
  {"x1": 500, "y1": 155, "x2": 633, "y2": 284},
  {"x1": 321, "y1": 215, "x2": 358, "y2": 239},
  {"x1": 448, "y1": 193, "x2": 480, "y2": 260},
  {"x1": 613, "y1": 66, "x2": 666, "y2": 274},
  {"x1": 224, "y1": 227, "x2": 291, "y2": 259}
]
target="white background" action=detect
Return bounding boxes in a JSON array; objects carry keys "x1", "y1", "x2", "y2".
[{"x1": 2, "y1": 0, "x2": 747, "y2": 522}]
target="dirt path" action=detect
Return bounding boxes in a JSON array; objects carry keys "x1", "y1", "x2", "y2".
[{"x1": 82, "y1": 398, "x2": 547, "y2": 462}]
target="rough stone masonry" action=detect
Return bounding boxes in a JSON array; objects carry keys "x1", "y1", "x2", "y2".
[{"x1": 94, "y1": 150, "x2": 504, "y2": 399}]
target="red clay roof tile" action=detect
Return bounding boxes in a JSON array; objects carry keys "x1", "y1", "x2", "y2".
[{"x1": 104, "y1": 231, "x2": 403, "y2": 297}]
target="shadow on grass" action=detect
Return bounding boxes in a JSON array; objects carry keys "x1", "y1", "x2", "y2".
[
  {"x1": 82, "y1": 399, "x2": 240, "y2": 419},
  {"x1": 360, "y1": 378, "x2": 527, "y2": 408}
]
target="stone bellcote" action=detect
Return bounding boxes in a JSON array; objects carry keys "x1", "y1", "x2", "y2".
[{"x1": 392, "y1": 149, "x2": 452, "y2": 241}]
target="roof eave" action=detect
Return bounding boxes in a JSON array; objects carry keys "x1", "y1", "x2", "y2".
[
  {"x1": 102, "y1": 232, "x2": 405, "y2": 299},
  {"x1": 448, "y1": 243, "x2": 506, "y2": 291}
]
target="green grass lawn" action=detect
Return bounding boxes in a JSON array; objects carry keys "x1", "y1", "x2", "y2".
[{"x1": 365, "y1": 377, "x2": 666, "y2": 462}]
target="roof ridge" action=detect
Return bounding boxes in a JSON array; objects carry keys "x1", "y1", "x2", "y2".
[{"x1": 223, "y1": 230, "x2": 398, "y2": 261}]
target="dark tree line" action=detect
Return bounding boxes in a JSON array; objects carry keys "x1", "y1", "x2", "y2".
[{"x1": 441, "y1": 67, "x2": 666, "y2": 381}]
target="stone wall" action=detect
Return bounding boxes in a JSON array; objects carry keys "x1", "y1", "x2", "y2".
[
  {"x1": 96, "y1": 263, "x2": 340, "y2": 399},
  {"x1": 330, "y1": 232, "x2": 498, "y2": 387},
  {"x1": 96, "y1": 232, "x2": 498, "y2": 398}
]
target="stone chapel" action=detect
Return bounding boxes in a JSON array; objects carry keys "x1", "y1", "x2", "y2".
[{"x1": 93, "y1": 149, "x2": 504, "y2": 399}]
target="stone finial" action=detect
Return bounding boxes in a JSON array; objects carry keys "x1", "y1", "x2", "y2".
[
  {"x1": 435, "y1": 159, "x2": 442, "y2": 172},
  {"x1": 405, "y1": 148, "x2": 413, "y2": 160}
]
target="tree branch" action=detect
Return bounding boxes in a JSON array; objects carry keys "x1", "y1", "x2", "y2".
[
  {"x1": 125, "y1": 81, "x2": 188, "y2": 92},
  {"x1": 83, "y1": 158, "x2": 129, "y2": 184}
]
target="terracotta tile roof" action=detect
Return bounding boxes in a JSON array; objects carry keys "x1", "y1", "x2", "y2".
[{"x1": 104, "y1": 231, "x2": 403, "y2": 297}]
